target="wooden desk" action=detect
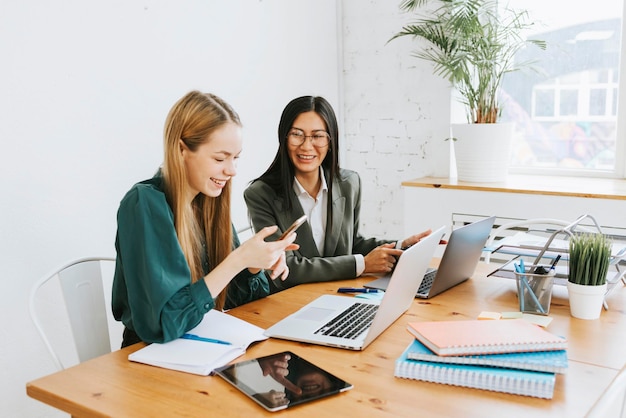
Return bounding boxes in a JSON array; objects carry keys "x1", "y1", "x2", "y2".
[{"x1": 27, "y1": 263, "x2": 626, "y2": 418}]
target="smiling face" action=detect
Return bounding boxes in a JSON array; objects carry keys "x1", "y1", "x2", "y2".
[
  {"x1": 287, "y1": 111, "x2": 329, "y2": 180},
  {"x1": 181, "y1": 121, "x2": 242, "y2": 202}
]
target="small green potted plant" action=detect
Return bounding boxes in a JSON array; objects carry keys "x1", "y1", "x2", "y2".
[
  {"x1": 389, "y1": 0, "x2": 546, "y2": 182},
  {"x1": 567, "y1": 232, "x2": 611, "y2": 319}
]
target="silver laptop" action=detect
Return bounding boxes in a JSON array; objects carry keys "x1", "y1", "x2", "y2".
[
  {"x1": 263, "y1": 226, "x2": 446, "y2": 350},
  {"x1": 365, "y1": 216, "x2": 495, "y2": 299}
]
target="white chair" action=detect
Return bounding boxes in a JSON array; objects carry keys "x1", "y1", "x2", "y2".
[
  {"x1": 29, "y1": 256, "x2": 117, "y2": 370},
  {"x1": 586, "y1": 363, "x2": 626, "y2": 418},
  {"x1": 236, "y1": 220, "x2": 254, "y2": 241}
]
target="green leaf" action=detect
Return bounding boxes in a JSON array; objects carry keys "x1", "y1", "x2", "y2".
[
  {"x1": 568, "y1": 233, "x2": 611, "y2": 286},
  {"x1": 391, "y1": 0, "x2": 546, "y2": 124}
]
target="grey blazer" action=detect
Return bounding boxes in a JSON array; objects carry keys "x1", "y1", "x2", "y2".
[{"x1": 244, "y1": 168, "x2": 393, "y2": 292}]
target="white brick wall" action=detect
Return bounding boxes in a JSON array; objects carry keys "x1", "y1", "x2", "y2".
[{"x1": 341, "y1": 0, "x2": 452, "y2": 239}]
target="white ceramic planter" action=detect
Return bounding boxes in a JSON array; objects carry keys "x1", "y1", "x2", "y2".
[
  {"x1": 566, "y1": 282, "x2": 607, "y2": 320},
  {"x1": 451, "y1": 122, "x2": 513, "y2": 183}
]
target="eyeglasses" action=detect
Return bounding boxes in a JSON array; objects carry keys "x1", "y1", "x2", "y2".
[{"x1": 287, "y1": 129, "x2": 330, "y2": 147}]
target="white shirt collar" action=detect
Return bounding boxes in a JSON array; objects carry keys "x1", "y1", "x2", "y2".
[{"x1": 292, "y1": 167, "x2": 328, "y2": 199}]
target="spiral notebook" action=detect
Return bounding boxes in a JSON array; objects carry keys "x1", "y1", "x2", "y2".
[
  {"x1": 406, "y1": 319, "x2": 567, "y2": 356},
  {"x1": 404, "y1": 338, "x2": 568, "y2": 374},
  {"x1": 395, "y1": 343, "x2": 556, "y2": 399}
]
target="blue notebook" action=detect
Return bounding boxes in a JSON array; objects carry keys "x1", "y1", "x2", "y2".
[
  {"x1": 405, "y1": 339, "x2": 568, "y2": 374},
  {"x1": 395, "y1": 341, "x2": 556, "y2": 399}
]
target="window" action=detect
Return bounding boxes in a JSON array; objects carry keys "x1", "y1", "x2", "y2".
[{"x1": 501, "y1": 0, "x2": 624, "y2": 176}]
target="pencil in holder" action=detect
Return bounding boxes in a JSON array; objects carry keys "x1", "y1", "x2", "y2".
[{"x1": 514, "y1": 267, "x2": 555, "y2": 315}]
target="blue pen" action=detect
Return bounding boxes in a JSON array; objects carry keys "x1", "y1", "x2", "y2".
[
  {"x1": 337, "y1": 287, "x2": 380, "y2": 293},
  {"x1": 549, "y1": 254, "x2": 562, "y2": 270},
  {"x1": 181, "y1": 333, "x2": 232, "y2": 345}
]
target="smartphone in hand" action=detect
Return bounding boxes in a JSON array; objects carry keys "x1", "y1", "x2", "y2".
[{"x1": 279, "y1": 215, "x2": 307, "y2": 240}]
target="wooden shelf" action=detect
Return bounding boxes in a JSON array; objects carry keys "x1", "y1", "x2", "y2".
[{"x1": 401, "y1": 175, "x2": 626, "y2": 200}]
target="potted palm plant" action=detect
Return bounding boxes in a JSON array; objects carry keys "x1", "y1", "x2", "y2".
[
  {"x1": 567, "y1": 232, "x2": 611, "y2": 319},
  {"x1": 390, "y1": 0, "x2": 546, "y2": 182}
]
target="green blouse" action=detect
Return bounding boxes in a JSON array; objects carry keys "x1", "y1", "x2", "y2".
[{"x1": 112, "y1": 174, "x2": 269, "y2": 344}]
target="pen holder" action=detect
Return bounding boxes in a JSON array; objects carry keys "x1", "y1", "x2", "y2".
[{"x1": 514, "y1": 267, "x2": 555, "y2": 315}]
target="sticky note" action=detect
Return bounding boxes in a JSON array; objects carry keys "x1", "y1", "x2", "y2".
[
  {"x1": 477, "y1": 311, "x2": 502, "y2": 320},
  {"x1": 522, "y1": 313, "x2": 553, "y2": 328},
  {"x1": 501, "y1": 312, "x2": 524, "y2": 319},
  {"x1": 354, "y1": 292, "x2": 385, "y2": 301}
]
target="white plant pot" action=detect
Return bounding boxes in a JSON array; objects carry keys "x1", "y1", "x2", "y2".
[
  {"x1": 451, "y1": 123, "x2": 513, "y2": 183},
  {"x1": 566, "y1": 282, "x2": 607, "y2": 320}
]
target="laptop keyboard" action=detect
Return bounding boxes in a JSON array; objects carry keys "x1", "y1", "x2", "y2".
[
  {"x1": 314, "y1": 302, "x2": 379, "y2": 340},
  {"x1": 417, "y1": 269, "x2": 437, "y2": 295}
]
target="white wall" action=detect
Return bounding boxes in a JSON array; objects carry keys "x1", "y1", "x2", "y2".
[
  {"x1": 341, "y1": 0, "x2": 452, "y2": 239},
  {"x1": 0, "y1": 1, "x2": 339, "y2": 416}
]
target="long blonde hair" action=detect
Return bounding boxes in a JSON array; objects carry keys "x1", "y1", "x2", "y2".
[{"x1": 162, "y1": 91, "x2": 240, "y2": 310}]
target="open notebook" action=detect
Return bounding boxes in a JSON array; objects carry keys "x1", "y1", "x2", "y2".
[{"x1": 128, "y1": 309, "x2": 268, "y2": 375}]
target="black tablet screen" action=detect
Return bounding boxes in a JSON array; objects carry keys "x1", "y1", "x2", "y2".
[{"x1": 215, "y1": 351, "x2": 353, "y2": 411}]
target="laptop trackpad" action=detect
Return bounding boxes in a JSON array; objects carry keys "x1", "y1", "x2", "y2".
[{"x1": 296, "y1": 307, "x2": 335, "y2": 321}]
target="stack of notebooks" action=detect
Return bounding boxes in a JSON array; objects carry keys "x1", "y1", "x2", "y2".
[{"x1": 395, "y1": 319, "x2": 568, "y2": 399}]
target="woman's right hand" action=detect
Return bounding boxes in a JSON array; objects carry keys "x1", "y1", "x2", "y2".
[{"x1": 204, "y1": 226, "x2": 299, "y2": 298}]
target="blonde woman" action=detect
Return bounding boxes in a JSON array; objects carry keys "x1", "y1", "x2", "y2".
[{"x1": 113, "y1": 91, "x2": 297, "y2": 347}]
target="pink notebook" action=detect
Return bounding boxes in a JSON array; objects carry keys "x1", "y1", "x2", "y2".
[{"x1": 406, "y1": 319, "x2": 567, "y2": 356}]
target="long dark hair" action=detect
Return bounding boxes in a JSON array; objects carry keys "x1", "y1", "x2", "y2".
[{"x1": 252, "y1": 96, "x2": 340, "y2": 217}]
